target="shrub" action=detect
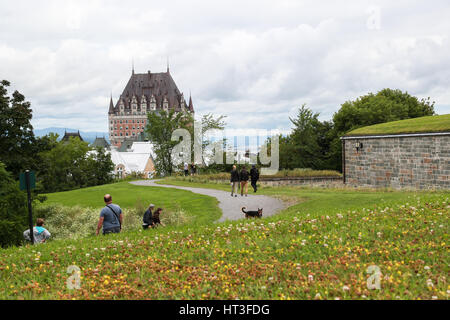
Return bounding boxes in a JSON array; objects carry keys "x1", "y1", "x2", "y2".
[
  {"x1": 0, "y1": 162, "x2": 28, "y2": 247},
  {"x1": 34, "y1": 203, "x2": 191, "y2": 240}
]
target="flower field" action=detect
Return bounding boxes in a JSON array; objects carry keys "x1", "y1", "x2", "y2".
[{"x1": 0, "y1": 185, "x2": 448, "y2": 300}]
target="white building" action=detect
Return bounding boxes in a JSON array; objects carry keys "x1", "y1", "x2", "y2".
[{"x1": 108, "y1": 141, "x2": 156, "y2": 179}]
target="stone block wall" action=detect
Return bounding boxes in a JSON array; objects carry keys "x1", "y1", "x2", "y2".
[{"x1": 343, "y1": 134, "x2": 450, "y2": 190}]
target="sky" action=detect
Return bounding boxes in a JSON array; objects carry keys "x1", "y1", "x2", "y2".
[{"x1": 1, "y1": 0, "x2": 449, "y2": 135}]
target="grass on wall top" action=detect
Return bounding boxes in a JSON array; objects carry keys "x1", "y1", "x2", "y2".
[{"x1": 346, "y1": 114, "x2": 450, "y2": 136}]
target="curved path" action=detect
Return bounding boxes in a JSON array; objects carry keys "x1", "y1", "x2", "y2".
[{"x1": 130, "y1": 180, "x2": 286, "y2": 222}]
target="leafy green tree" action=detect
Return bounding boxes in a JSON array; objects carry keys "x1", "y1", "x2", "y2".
[
  {"x1": 329, "y1": 88, "x2": 436, "y2": 171},
  {"x1": 333, "y1": 88, "x2": 435, "y2": 134},
  {"x1": 188, "y1": 113, "x2": 227, "y2": 168},
  {"x1": 0, "y1": 162, "x2": 27, "y2": 247},
  {"x1": 0, "y1": 80, "x2": 36, "y2": 178},
  {"x1": 38, "y1": 137, "x2": 91, "y2": 192},
  {"x1": 145, "y1": 110, "x2": 193, "y2": 176},
  {"x1": 83, "y1": 147, "x2": 115, "y2": 186}
]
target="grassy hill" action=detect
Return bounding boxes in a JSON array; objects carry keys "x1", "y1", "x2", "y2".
[
  {"x1": 1, "y1": 181, "x2": 448, "y2": 300},
  {"x1": 346, "y1": 114, "x2": 450, "y2": 136}
]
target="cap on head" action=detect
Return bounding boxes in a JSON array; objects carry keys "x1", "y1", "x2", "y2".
[{"x1": 149, "y1": 204, "x2": 155, "y2": 208}]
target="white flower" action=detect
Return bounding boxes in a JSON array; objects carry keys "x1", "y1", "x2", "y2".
[
  {"x1": 424, "y1": 266, "x2": 431, "y2": 270},
  {"x1": 308, "y1": 275, "x2": 314, "y2": 282},
  {"x1": 342, "y1": 285, "x2": 350, "y2": 292}
]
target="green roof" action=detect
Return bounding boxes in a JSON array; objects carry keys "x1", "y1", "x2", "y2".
[{"x1": 345, "y1": 114, "x2": 450, "y2": 136}]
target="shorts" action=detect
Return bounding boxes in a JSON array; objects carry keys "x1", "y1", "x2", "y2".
[{"x1": 103, "y1": 227, "x2": 121, "y2": 235}]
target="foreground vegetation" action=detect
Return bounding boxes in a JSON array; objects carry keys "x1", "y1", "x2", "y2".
[
  {"x1": 0, "y1": 180, "x2": 448, "y2": 300},
  {"x1": 39, "y1": 181, "x2": 221, "y2": 238}
]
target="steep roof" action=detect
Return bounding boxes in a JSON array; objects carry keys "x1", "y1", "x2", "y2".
[
  {"x1": 62, "y1": 131, "x2": 84, "y2": 142},
  {"x1": 345, "y1": 114, "x2": 450, "y2": 136},
  {"x1": 112, "y1": 70, "x2": 193, "y2": 113},
  {"x1": 91, "y1": 137, "x2": 110, "y2": 149}
]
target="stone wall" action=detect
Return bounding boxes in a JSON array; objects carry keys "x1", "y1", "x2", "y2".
[
  {"x1": 259, "y1": 176, "x2": 343, "y2": 187},
  {"x1": 207, "y1": 176, "x2": 343, "y2": 188},
  {"x1": 343, "y1": 134, "x2": 450, "y2": 190}
]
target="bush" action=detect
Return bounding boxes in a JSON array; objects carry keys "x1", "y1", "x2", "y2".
[
  {"x1": 0, "y1": 162, "x2": 28, "y2": 247},
  {"x1": 34, "y1": 203, "x2": 191, "y2": 240}
]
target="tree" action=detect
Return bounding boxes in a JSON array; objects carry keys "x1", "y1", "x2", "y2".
[
  {"x1": 188, "y1": 113, "x2": 227, "y2": 167},
  {"x1": 0, "y1": 80, "x2": 36, "y2": 178},
  {"x1": 145, "y1": 110, "x2": 193, "y2": 176},
  {"x1": 329, "y1": 88, "x2": 436, "y2": 171},
  {"x1": 0, "y1": 162, "x2": 27, "y2": 247},
  {"x1": 38, "y1": 136, "x2": 91, "y2": 192},
  {"x1": 333, "y1": 88, "x2": 435, "y2": 134},
  {"x1": 83, "y1": 147, "x2": 115, "y2": 186}
]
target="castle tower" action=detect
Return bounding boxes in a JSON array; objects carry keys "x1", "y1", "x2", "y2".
[{"x1": 108, "y1": 68, "x2": 194, "y2": 148}]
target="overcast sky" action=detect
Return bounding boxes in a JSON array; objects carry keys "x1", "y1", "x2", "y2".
[{"x1": 1, "y1": 0, "x2": 449, "y2": 134}]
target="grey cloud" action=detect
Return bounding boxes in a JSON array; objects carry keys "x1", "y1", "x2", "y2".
[{"x1": 1, "y1": 0, "x2": 449, "y2": 133}]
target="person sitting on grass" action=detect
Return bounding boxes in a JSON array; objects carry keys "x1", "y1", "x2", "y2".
[
  {"x1": 151, "y1": 208, "x2": 165, "y2": 228},
  {"x1": 23, "y1": 218, "x2": 51, "y2": 244},
  {"x1": 96, "y1": 194, "x2": 123, "y2": 235},
  {"x1": 142, "y1": 204, "x2": 155, "y2": 230}
]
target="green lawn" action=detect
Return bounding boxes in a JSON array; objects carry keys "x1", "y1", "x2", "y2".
[
  {"x1": 42, "y1": 181, "x2": 221, "y2": 226},
  {"x1": 0, "y1": 180, "x2": 448, "y2": 300},
  {"x1": 346, "y1": 114, "x2": 450, "y2": 136}
]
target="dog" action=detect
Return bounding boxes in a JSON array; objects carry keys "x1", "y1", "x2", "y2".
[{"x1": 242, "y1": 207, "x2": 263, "y2": 219}]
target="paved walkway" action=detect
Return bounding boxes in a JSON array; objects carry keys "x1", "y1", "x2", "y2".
[{"x1": 130, "y1": 180, "x2": 286, "y2": 222}]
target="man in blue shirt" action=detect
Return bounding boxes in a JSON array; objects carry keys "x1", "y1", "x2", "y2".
[{"x1": 96, "y1": 194, "x2": 123, "y2": 235}]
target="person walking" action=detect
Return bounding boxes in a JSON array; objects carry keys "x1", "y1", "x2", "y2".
[
  {"x1": 191, "y1": 163, "x2": 197, "y2": 176},
  {"x1": 142, "y1": 204, "x2": 155, "y2": 230},
  {"x1": 240, "y1": 167, "x2": 249, "y2": 197},
  {"x1": 250, "y1": 165, "x2": 260, "y2": 193},
  {"x1": 23, "y1": 218, "x2": 51, "y2": 244},
  {"x1": 230, "y1": 165, "x2": 240, "y2": 197},
  {"x1": 96, "y1": 194, "x2": 123, "y2": 235},
  {"x1": 184, "y1": 162, "x2": 189, "y2": 176}
]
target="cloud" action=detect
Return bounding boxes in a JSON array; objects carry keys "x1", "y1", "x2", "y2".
[{"x1": 0, "y1": 0, "x2": 449, "y2": 133}]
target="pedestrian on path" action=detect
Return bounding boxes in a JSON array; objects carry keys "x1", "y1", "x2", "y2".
[
  {"x1": 250, "y1": 165, "x2": 260, "y2": 193},
  {"x1": 240, "y1": 167, "x2": 249, "y2": 197},
  {"x1": 230, "y1": 165, "x2": 240, "y2": 197}
]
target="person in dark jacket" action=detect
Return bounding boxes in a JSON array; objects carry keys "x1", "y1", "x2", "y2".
[
  {"x1": 152, "y1": 208, "x2": 164, "y2": 228},
  {"x1": 142, "y1": 204, "x2": 155, "y2": 230},
  {"x1": 240, "y1": 167, "x2": 249, "y2": 196},
  {"x1": 250, "y1": 165, "x2": 260, "y2": 193},
  {"x1": 230, "y1": 165, "x2": 240, "y2": 197}
]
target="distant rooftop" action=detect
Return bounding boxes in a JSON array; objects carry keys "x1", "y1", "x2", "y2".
[
  {"x1": 345, "y1": 114, "x2": 450, "y2": 137},
  {"x1": 91, "y1": 137, "x2": 110, "y2": 149},
  {"x1": 62, "y1": 131, "x2": 84, "y2": 142}
]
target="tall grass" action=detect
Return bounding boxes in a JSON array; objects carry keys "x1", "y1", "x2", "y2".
[{"x1": 34, "y1": 203, "x2": 191, "y2": 241}]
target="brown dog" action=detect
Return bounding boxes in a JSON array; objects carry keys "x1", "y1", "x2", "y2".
[{"x1": 242, "y1": 207, "x2": 263, "y2": 219}]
